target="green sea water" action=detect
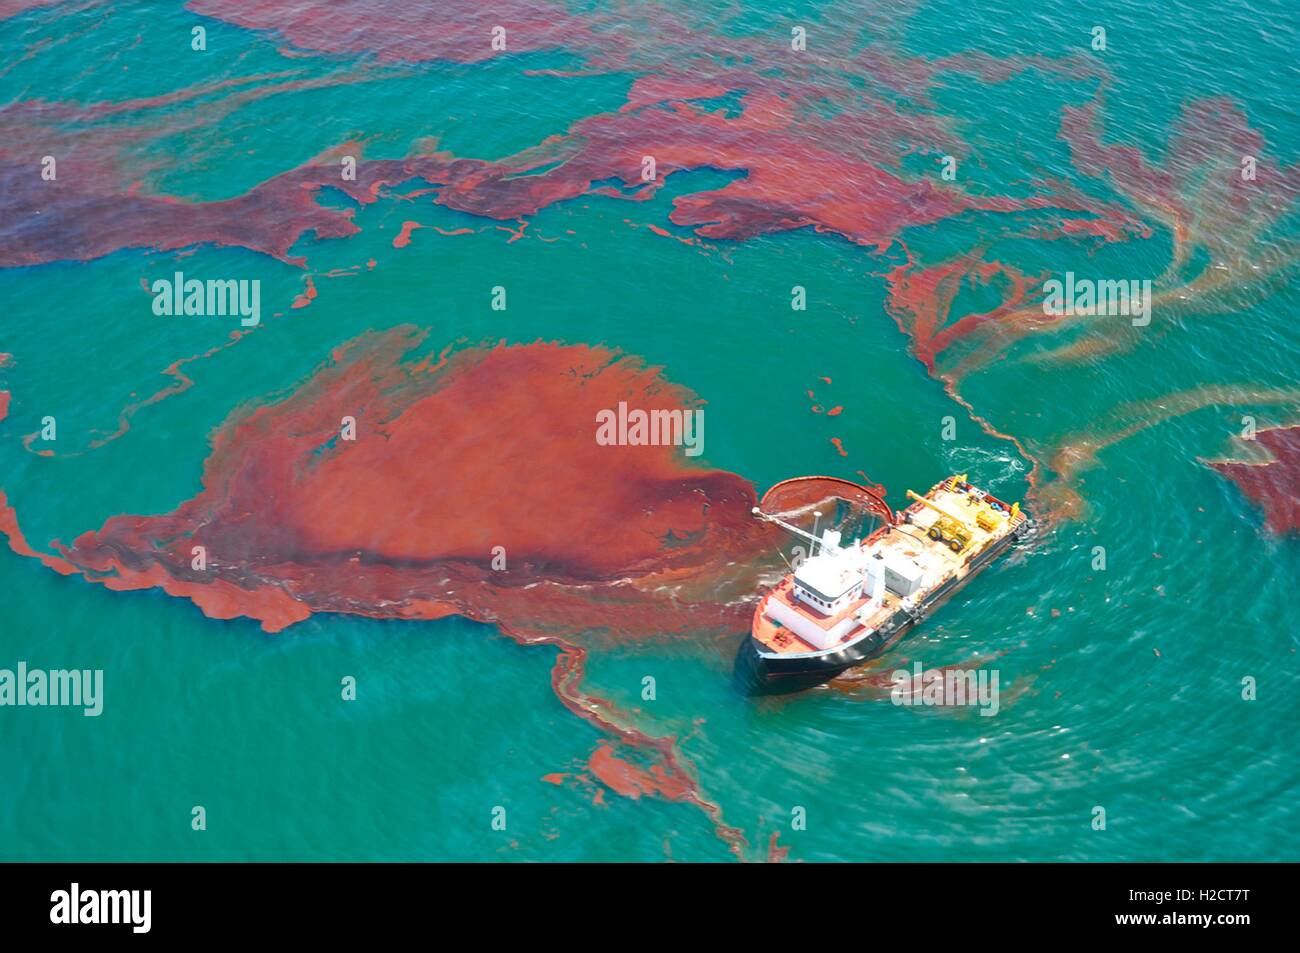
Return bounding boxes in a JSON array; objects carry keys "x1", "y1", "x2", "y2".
[{"x1": 1, "y1": 0, "x2": 1298, "y2": 861}]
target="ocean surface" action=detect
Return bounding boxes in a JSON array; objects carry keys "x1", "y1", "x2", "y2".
[{"x1": 1, "y1": 0, "x2": 1298, "y2": 862}]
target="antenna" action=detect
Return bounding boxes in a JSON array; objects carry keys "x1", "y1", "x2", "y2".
[{"x1": 811, "y1": 510, "x2": 823, "y2": 556}]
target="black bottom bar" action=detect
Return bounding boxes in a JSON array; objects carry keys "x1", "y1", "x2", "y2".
[{"x1": 0, "y1": 862, "x2": 1279, "y2": 940}]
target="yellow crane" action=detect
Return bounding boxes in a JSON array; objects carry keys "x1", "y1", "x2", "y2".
[{"x1": 906, "y1": 489, "x2": 973, "y2": 553}]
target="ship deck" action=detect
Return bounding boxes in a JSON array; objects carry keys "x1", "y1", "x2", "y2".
[{"x1": 752, "y1": 578, "x2": 901, "y2": 654}]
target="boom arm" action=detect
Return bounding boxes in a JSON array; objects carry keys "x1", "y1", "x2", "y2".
[
  {"x1": 751, "y1": 507, "x2": 845, "y2": 555},
  {"x1": 905, "y1": 490, "x2": 972, "y2": 528}
]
